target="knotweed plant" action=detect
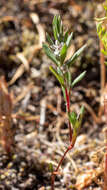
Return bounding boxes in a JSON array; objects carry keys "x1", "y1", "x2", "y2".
[{"x1": 43, "y1": 15, "x2": 86, "y2": 190}]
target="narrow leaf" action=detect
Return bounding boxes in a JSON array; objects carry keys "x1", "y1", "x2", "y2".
[
  {"x1": 68, "y1": 71, "x2": 72, "y2": 87},
  {"x1": 69, "y1": 111, "x2": 77, "y2": 126},
  {"x1": 64, "y1": 30, "x2": 69, "y2": 42},
  {"x1": 74, "y1": 106, "x2": 84, "y2": 133},
  {"x1": 46, "y1": 33, "x2": 54, "y2": 45},
  {"x1": 66, "y1": 44, "x2": 87, "y2": 67},
  {"x1": 60, "y1": 44, "x2": 67, "y2": 64},
  {"x1": 60, "y1": 20, "x2": 63, "y2": 36},
  {"x1": 57, "y1": 67, "x2": 63, "y2": 76},
  {"x1": 49, "y1": 66, "x2": 65, "y2": 86},
  {"x1": 71, "y1": 71, "x2": 86, "y2": 87},
  {"x1": 53, "y1": 15, "x2": 60, "y2": 41},
  {"x1": 57, "y1": 15, "x2": 61, "y2": 34},
  {"x1": 64, "y1": 71, "x2": 72, "y2": 87},
  {"x1": 79, "y1": 105, "x2": 85, "y2": 115},
  {"x1": 72, "y1": 106, "x2": 84, "y2": 145},
  {"x1": 66, "y1": 32, "x2": 73, "y2": 47},
  {"x1": 43, "y1": 43, "x2": 59, "y2": 65},
  {"x1": 53, "y1": 15, "x2": 57, "y2": 26},
  {"x1": 53, "y1": 16, "x2": 58, "y2": 40},
  {"x1": 61, "y1": 86, "x2": 66, "y2": 101},
  {"x1": 53, "y1": 26, "x2": 58, "y2": 41}
]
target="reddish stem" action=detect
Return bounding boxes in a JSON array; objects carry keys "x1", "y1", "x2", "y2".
[
  {"x1": 51, "y1": 144, "x2": 74, "y2": 190},
  {"x1": 65, "y1": 88, "x2": 70, "y2": 113},
  {"x1": 65, "y1": 88, "x2": 72, "y2": 142},
  {"x1": 68, "y1": 120, "x2": 72, "y2": 143},
  {"x1": 51, "y1": 88, "x2": 73, "y2": 190}
]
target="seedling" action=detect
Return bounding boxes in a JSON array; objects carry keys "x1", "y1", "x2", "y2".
[{"x1": 43, "y1": 15, "x2": 86, "y2": 189}]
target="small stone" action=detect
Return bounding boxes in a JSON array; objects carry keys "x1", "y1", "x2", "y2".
[
  {"x1": 12, "y1": 154, "x2": 17, "y2": 160},
  {"x1": 7, "y1": 162, "x2": 13, "y2": 168},
  {"x1": 20, "y1": 168, "x2": 24, "y2": 172},
  {"x1": 0, "y1": 174, "x2": 6, "y2": 179}
]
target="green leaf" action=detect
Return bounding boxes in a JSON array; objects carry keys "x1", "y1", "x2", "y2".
[
  {"x1": 79, "y1": 105, "x2": 85, "y2": 115},
  {"x1": 61, "y1": 86, "x2": 66, "y2": 101},
  {"x1": 64, "y1": 71, "x2": 72, "y2": 87},
  {"x1": 71, "y1": 71, "x2": 86, "y2": 87},
  {"x1": 53, "y1": 26, "x2": 57, "y2": 41},
  {"x1": 74, "y1": 106, "x2": 84, "y2": 132},
  {"x1": 66, "y1": 32, "x2": 73, "y2": 47},
  {"x1": 49, "y1": 66, "x2": 65, "y2": 86},
  {"x1": 49, "y1": 163, "x2": 53, "y2": 172},
  {"x1": 72, "y1": 106, "x2": 84, "y2": 145},
  {"x1": 75, "y1": 106, "x2": 84, "y2": 130},
  {"x1": 53, "y1": 15, "x2": 58, "y2": 40},
  {"x1": 60, "y1": 20, "x2": 63, "y2": 36},
  {"x1": 69, "y1": 111, "x2": 77, "y2": 126},
  {"x1": 52, "y1": 15, "x2": 63, "y2": 42},
  {"x1": 64, "y1": 30, "x2": 69, "y2": 42},
  {"x1": 43, "y1": 43, "x2": 59, "y2": 65},
  {"x1": 46, "y1": 33, "x2": 54, "y2": 45},
  {"x1": 53, "y1": 15, "x2": 57, "y2": 27},
  {"x1": 57, "y1": 15, "x2": 63, "y2": 36},
  {"x1": 57, "y1": 67, "x2": 63, "y2": 76},
  {"x1": 101, "y1": 49, "x2": 107, "y2": 56},
  {"x1": 57, "y1": 15, "x2": 61, "y2": 34},
  {"x1": 96, "y1": 22, "x2": 102, "y2": 37},
  {"x1": 66, "y1": 44, "x2": 87, "y2": 67},
  {"x1": 60, "y1": 44, "x2": 67, "y2": 64}
]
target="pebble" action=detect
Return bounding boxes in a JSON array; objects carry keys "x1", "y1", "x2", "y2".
[{"x1": 0, "y1": 174, "x2": 6, "y2": 179}]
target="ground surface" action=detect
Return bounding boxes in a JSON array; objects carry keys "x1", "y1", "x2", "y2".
[{"x1": 0, "y1": 0, "x2": 106, "y2": 189}]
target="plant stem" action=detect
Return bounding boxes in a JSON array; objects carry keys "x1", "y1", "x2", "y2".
[
  {"x1": 51, "y1": 88, "x2": 73, "y2": 190},
  {"x1": 65, "y1": 88, "x2": 70, "y2": 113},
  {"x1": 65, "y1": 88, "x2": 73, "y2": 142},
  {"x1": 51, "y1": 144, "x2": 73, "y2": 190}
]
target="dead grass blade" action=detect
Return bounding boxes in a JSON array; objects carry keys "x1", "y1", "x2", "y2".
[{"x1": 0, "y1": 76, "x2": 13, "y2": 153}]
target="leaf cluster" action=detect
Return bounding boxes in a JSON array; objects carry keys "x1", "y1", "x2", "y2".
[
  {"x1": 43, "y1": 15, "x2": 86, "y2": 88},
  {"x1": 43, "y1": 15, "x2": 86, "y2": 143}
]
